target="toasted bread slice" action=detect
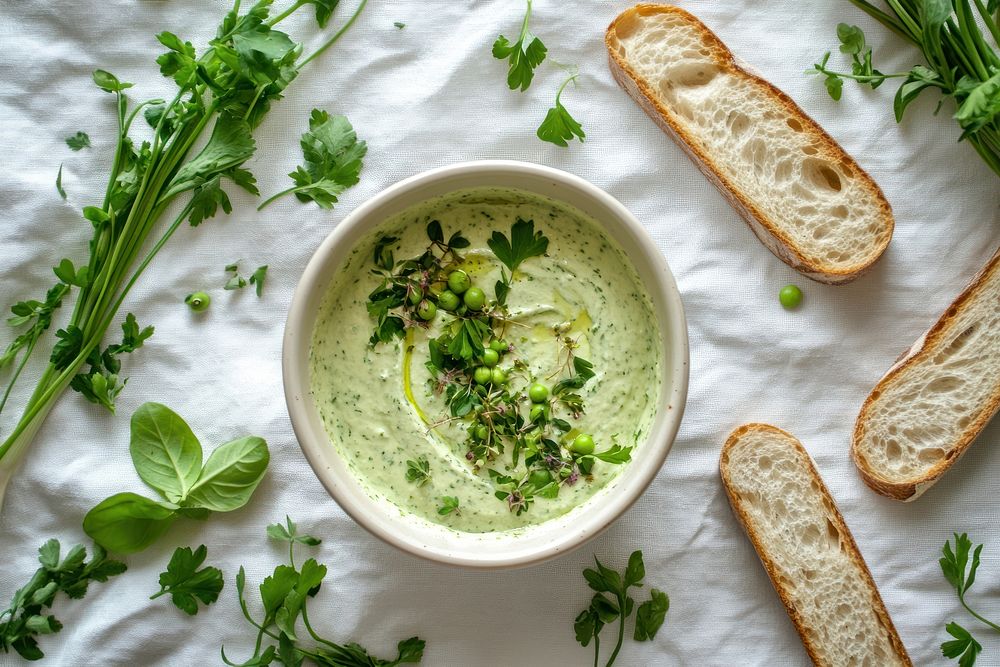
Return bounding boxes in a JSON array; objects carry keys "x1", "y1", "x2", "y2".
[
  {"x1": 606, "y1": 5, "x2": 894, "y2": 284},
  {"x1": 852, "y1": 248, "x2": 1000, "y2": 501},
  {"x1": 721, "y1": 424, "x2": 911, "y2": 666}
]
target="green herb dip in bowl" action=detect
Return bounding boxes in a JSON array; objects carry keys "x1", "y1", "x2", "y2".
[{"x1": 284, "y1": 161, "x2": 688, "y2": 568}]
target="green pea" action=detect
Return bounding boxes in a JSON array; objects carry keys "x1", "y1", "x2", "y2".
[
  {"x1": 437, "y1": 290, "x2": 460, "y2": 311},
  {"x1": 490, "y1": 339, "x2": 507, "y2": 353},
  {"x1": 779, "y1": 284, "x2": 803, "y2": 309},
  {"x1": 463, "y1": 286, "x2": 486, "y2": 311},
  {"x1": 529, "y1": 469, "x2": 552, "y2": 488},
  {"x1": 570, "y1": 434, "x2": 595, "y2": 455},
  {"x1": 473, "y1": 367, "x2": 492, "y2": 385},
  {"x1": 481, "y1": 348, "x2": 500, "y2": 367},
  {"x1": 528, "y1": 383, "x2": 549, "y2": 403},
  {"x1": 185, "y1": 292, "x2": 211, "y2": 312},
  {"x1": 474, "y1": 424, "x2": 489, "y2": 440},
  {"x1": 416, "y1": 300, "x2": 436, "y2": 321},
  {"x1": 529, "y1": 404, "x2": 547, "y2": 422},
  {"x1": 447, "y1": 270, "x2": 471, "y2": 294},
  {"x1": 490, "y1": 367, "x2": 507, "y2": 385}
]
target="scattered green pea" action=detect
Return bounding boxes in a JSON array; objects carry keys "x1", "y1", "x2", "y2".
[
  {"x1": 473, "y1": 367, "x2": 492, "y2": 385},
  {"x1": 490, "y1": 367, "x2": 507, "y2": 385},
  {"x1": 447, "y1": 270, "x2": 471, "y2": 294},
  {"x1": 184, "y1": 292, "x2": 211, "y2": 312},
  {"x1": 482, "y1": 348, "x2": 500, "y2": 367},
  {"x1": 528, "y1": 383, "x2": 549, "y2": 404},
  {"x1": 779, "y1": 284, "x2": 803, "y2": 309},
  {"x1": 416, "y1": 300, "x2": 436, "y2": 321},
  {"x1": 463, "y1": 286, "x2": 486, "y2": 311},
  {"x1": 437, "y1": 289, "x2": 460, "y2": 311},
  {"x1": 489, "y1": 339, "x2": 507, "y2": 353},
  {"x1": 570, "y1": 433, "x2": 595, "y2": 455}
]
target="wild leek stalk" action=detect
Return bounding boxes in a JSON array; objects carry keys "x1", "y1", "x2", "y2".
[
  {"x1": 0, "y1": 0, "x2": 368, "y2": 510},
  {"x1": 813, "y1": 0, "x2": 1000, "y2": 177}
]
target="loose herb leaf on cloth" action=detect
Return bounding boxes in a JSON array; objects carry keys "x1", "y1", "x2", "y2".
[
  {"x1": 258, "y1": 109, "x2": 367, "y2": 210},
  {"x1": 222, "y1": 520, "x2": 426, "y2": 666},
  {"x1": 574, "y1": 550, "x2": 669, "y2": 666},
  {"x1": 492, "y1": 0, "x2": 547, "y2": 91},
  {"x1": 939, "y1": 533, "x2": 1000, "y2": 666},
  {"x1": 65, "y1": 132, "x2": 91, "y2": 151},
  {"x1": 151, "y1": 545, "x2": 224, "y2": 615},
  {"x1": 537, "y1": 74, "x2": 585, "y2": 147},
  {"x1": 0, "y1": 540, "x2": 126, "y2": 660},
  {"x1": 83, "y1": 403, "x2": 269, "y2": 553}
]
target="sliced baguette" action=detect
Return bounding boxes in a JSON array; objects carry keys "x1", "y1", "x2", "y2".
[
  {"x1": 606, "y1": 5, "x2": 894, "y2": 284},
  {"x1": 852, "y1": 248, "x2": 1000, "y2": 501},
  {"x1": 720, "y1": 424, "x2": 911, "y2": 666}
]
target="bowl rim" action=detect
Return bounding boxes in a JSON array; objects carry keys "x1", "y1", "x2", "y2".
[{"x1": 283, "y1": 159, "x2": 689, "y2": 568}]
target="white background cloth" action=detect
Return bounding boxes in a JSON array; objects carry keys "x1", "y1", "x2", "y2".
[{"x1": 1, "y1": 1, "x2": 998, "y2": 665}]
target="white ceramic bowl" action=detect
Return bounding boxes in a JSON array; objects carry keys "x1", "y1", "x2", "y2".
[{"x1": 283, "y1": 160, "x2": 688, "y2": 568}]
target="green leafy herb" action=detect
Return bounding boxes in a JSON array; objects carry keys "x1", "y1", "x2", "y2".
[
  {"x1": 405, "y1": 457, "x2": 431, "y2": 486},
  {"x1": 814, "y1": 6, "x2": 1000, "y2": 178},
  {"x1": 82, "y1": 402, "x2": 269, "y2": 553},
  {"x1": 266, "y1": 516, "x2": 322, "y2": 549},
  {"x1": 65, "y1": 132, "x2": 91, "y2": 151},
  {"x1": 537, "y1": 74, "x2": 585, "y2": 147},
  {"x1": 0, "y1": 539, "x2": 126, "y2": 660},
  {"x1": 394, "y1": 21, "x2": 406, "y2": 29},
  {"x1": 492, "y1": 0, "x2": 547, "y2": 91},
  {"x1": 487, "y1": 218, "x2": 549, "y2": 273},
  {"x1": 222, "y1": 520, "x2": 425, "y2": 666},
  {"x1": 939, "y1": 533, "x2": 1000, "y2": 666},
  {"x1": 574, "y1": 551, "x2": 668, "y2": 667},
  {"x1": 55, "y1": 163, "x2": 66, "y2": 200},
  {"x1": 151, "y1": 545, "x2": 224, "y2": 615},
  {"x1": 258, "y1": 109, "x2": 367, "y2": 210},
  {"x1": 250, "y1": 265, "x2": 268, "y2": 297},
  {"x1": 437, "y1": 496, "x2": 460, "y2": 516},
  {"x1": 225, "y1": 262, "x2": 248, "y2": 291},
  {"x1": 0, "y1": 0, "x2": 372, "y2": 509}
]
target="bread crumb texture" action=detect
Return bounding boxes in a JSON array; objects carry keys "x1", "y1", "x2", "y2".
[
  {"x1": 609, "y1": 7, "x2": 891, "y2": 272},
  {"x1": 723, "y1": 427, "x2": 909, "y2": 666},
  {"x1": 855, "y1": 256, "x2": 1000, "y2": 484}
]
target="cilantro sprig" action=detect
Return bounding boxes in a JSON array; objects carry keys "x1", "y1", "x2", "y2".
[
  {"x1": 939, "y1": 533, "x2": 999, "y2": 666},
  {"x1": 574, "y1": 550, "x2": 669, "y2": 666},
  {"x1": 223, "y1": 518, "x2": 426, "y2": 666},
  {"x1": 0, "y1": 539, "x2": 126, "y2": 660},
  {"x1": 151, "y1": 545, "x2": 224, "y2": 616}
]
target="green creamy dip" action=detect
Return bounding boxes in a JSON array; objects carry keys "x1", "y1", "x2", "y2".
[{"x1": 310, "y1": 188, "x2": 662, "y2": 532}]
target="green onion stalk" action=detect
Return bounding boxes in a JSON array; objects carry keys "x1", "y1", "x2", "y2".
[
  {"x1": 0, "y1": 0, "x2": 369, "y2": 510},
  {"x1": 848, "y1": 0, "x2": 1000, "y2": 176}
]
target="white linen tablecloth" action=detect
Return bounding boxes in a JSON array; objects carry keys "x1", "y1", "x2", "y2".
[{"x1": 1, "y1": 1, "x2": 998, "y2": 665}]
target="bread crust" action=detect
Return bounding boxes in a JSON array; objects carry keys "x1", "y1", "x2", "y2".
[
  {"x1": 606, "y1": 4, "x2": 894, "y2": 285},
  {"x1": 720, "y1": 423, "x2": 912, "y2": 666},
  {"x1": 852, "y1": 248, "x2": 1000, "y2": 501}
]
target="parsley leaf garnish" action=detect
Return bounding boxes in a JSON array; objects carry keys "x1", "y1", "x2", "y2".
[
  {"x1": 939, "y1": 533, "x2": 1000, "y2": 666},
  {"x1": 437, "y1": 496, "x2": 460, "y2": 516},
  {"x1": 405, "y1": 457, "x2": 431, "y2": 486},
  {"x1": 258, "y1": 109, "x2": 367, "y2": 210},
  {"x1": 537, "y1": 74, "x2": 585, "y2": 147},
  {"x1": 65, "y1": 132, "x2": 91, "y2": 151},
  {"x1": 150, "y1": 545, "x2": 224, "y2": 615},
  {"x1": 266, "y1": 515, "x2": 322, "y2": 548},
  {"x1": 486, "y1": 218, "x2": 549, "y2": 273},
  {"x1": 0, "y1": 539, "x2": 126, "y2": 660},
  {"x1": 249, "y1": 265, "x2": 268, "y2": 297},
  {"x1": 492, "y1": 0, "x2": 547, "y2": 91},
  {"x1": 574, "y1": 551, "x2": 668, "y2": 666}
]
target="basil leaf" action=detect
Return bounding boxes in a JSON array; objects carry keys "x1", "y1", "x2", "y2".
[
  {"x1": 82, "y1": 492, "x2": 177, "y2": 554},
  {"x1": 184, "y1": 436, "x2": 269, "y2": 511},
  {"x1": 129, "y1": 402, "x2": 203, "y2": 503}
]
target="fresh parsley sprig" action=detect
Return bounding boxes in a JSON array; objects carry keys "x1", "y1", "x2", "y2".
[
  {"x1": 537, "y1": 73, "x2": 586, "y2": 147},
  {"x1": 940, "y1": 533, "x2": 999, "y2": 666},
  {"x1": 0, "y1": 539, "x2": 126, "y2": 660},
  {"x1": 83, "y1": 402, "x2": 270, "y2": 554},
  {"x1": 151, "y1": 545, "x2": 224, "y2": 616},
  {"x1": 222, "y1": 519, "x2": 426, "y2": 666},
  {"x1": 574, "y1": 551, "x2": 669, "y2": 667},
  {"x1": 492, "y1": 0, "x2": 547, "y2": 91},
  {"x1": 65, "y1": 132, "x2": 91, "y2": 151}
]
